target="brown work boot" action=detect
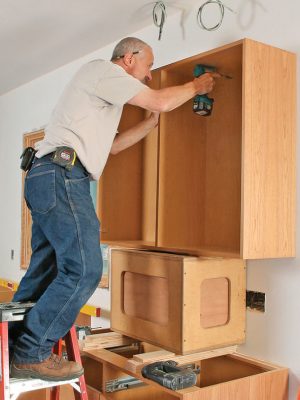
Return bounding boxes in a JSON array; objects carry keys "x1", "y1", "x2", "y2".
[{"x1": 10, "y1": 353, "x2": 84, "y2": 381}]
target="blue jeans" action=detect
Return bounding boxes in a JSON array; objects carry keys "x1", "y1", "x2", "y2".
[{"x1": 10, "y1": 155, "x2": 102, "y2": 363}]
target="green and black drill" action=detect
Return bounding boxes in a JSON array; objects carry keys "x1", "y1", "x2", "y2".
[
  {"x1": 193, "y1": 64, "x2": 232, "y2": 116},
  {"x1": 193, "y1": 64, "x2": 216, "y2": 116}
]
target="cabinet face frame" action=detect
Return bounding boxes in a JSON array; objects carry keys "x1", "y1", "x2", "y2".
[{"x1": 96, "y1": 38, "x2": 296, "y2": 260}]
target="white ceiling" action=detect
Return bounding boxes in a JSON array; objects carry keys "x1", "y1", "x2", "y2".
[{"x1": 1, "y1": 0, "x2": 193, "y2": 96}]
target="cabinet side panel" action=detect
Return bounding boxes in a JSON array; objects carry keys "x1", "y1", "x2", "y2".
[
  {"x1": 142, "y1": 70, "x2": 161, "y2": 243},
  {"x1": 98, "y1": 107, "x2": 146, "y2": 241},
  {"x1": 183, "y1": 258, "x2": 246, "y2": 353},
  {"x1": 242, "y1": 40, "x2": 296, "y2": 258},
  {"x1": 111, "y1": 250, "x2": 183, "y2": 353}
]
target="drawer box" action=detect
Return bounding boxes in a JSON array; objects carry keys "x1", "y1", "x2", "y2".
[
  {"x1": 111, "y1": 249, "x2": 246, "y2": 354},
  {"x1": 84, "y1": 345, "x2": 288, "y2": 400}
]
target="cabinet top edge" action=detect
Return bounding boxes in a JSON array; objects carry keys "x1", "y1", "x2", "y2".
[
  {"x1": 152, "y1": 38, "x2": 296, "y2": 73},
  {"x1": 110, "y1": 248, "x2": 244, "y2": 263},
  {"x1": 111, "y1": 248, "x2": 198, "y2": 260},
  {"x1": 157, "y1": 39, "x2": 244, "y2": 72},
  {"x1": 243, "y1": 38, "x2": 297, "y2": 57}
]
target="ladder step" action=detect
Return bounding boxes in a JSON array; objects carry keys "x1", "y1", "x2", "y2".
[
  {"x1": 0, "y1": 302, "x2": 35, "y2": 322},
  {"x1": 1, "y1": 321, "x2": 87, "y2": 399},
  {"x1": 9, "y1": 377, "x2": 80, "y2": 395}
]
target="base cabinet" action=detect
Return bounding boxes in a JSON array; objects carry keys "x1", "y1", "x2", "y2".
[{"x1": 82, "y1": 346, "x2": 288, "y2": 400}]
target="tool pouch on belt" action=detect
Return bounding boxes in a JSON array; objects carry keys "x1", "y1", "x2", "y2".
[
  {"x1": 20, "y1": 147, "x2": 37, "y2": 171},
  {"x1": 51, "y1": 146, "x2": 77, "y2": 171}
]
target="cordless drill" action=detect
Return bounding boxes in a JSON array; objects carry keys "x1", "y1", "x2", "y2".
[{"x1": 193, "y1": 64, "x2": 216, "y2": 116}]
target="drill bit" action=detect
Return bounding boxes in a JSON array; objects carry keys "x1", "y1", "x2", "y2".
[{"x1": 219, "y1": 72, "x2": 233, "y2": 79}]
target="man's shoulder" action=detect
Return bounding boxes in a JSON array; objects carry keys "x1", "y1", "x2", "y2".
[
  {"x1": 79, "y1": 59, "x2": 126, "y2": 77},
  {"x1": 82, "y1": 59, "x2": 109, "y2": 71}
]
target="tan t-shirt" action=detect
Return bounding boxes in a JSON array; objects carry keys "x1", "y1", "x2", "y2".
[{"x1": 35, "y1": 60, "x2": 147, "y2": 180}]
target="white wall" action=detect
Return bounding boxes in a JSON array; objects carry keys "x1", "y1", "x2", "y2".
[{"x1": 0, "y1": 1, "x2": 299, "y2": 398}]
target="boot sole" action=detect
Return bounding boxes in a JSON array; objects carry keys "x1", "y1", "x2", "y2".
[{"x1": 10, "y1": 366, "x2": 84, "y2": 382}]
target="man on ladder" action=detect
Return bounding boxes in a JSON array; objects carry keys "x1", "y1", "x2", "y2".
[{"x1": 11, "y1": 36, "x2": 218, "y2": 383}]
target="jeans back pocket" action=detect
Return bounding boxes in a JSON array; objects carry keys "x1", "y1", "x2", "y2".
[{"x1": 25, "y1": 168, "x2": 56, "y2": 214}]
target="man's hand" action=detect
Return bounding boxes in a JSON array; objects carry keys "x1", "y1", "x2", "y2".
[
  {"x1": 110, "y1": 112, "x2": 160, "y2": 155},
  {"x1": 146, "y1": 111, "x2": 160, "y2": 128},
  {"x1": 193, "y1": 72, "x2": 221, "y2": 95},
  {"x1": 128, "y1": 72, "x2": 220, "y2": 112}
]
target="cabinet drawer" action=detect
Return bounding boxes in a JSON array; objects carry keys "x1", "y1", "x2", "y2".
[{"x1": 111, "y1": 249, "x2": 246, "y2": 354}]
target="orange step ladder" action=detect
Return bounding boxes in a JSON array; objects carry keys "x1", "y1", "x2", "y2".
[{"x1": 0, "y1": 302, "x2": 88, "y2": 400}]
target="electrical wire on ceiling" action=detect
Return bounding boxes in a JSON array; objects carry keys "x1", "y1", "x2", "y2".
[
  {"x1": 153, "y1": 1, "x2": 167, "y2": 40},
  {"x1": 197, "y1": 0, "x2": 236, "y2": 31},
  {"x1": 152, "y1": 0, "x2": 236, "y2": 40}
]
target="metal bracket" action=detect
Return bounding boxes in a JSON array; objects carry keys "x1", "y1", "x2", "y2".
[{"x1": 105, "y1": 376, "x2": 145, "y2": 392}]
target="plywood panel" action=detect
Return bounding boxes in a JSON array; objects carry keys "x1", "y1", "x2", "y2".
[
  {"x1": 242, "y1": 39, "x2": 296, "y2": 258},
  {"x1": 142, "y1": 70, "x2": 161, "y2": 243},
  {"x1": 98, "y1": 105, "x2": 145, "y2": 241},
  {"x1": 203, "y1": 46, "x2": 242, "y2": 251},
  {"x1": 200, "y1": 277, "x2": 229, "y2": 328},
  {"x1": 183, "y1": 257, "x2": 245, "y2": 353},
  {"x1": 98, "y1": 71, "x2": 160, "y2": 245},
  {"x1": 123, "y1": 272, "x2": 169, "y2": 325},
  {"x1": 158, "y1": 44, "x2": 242, "y2": 254},
  {"x1": 111, "y1": 250, "x2": 183, "y2": 352},
  {"x1": 158, "y1": 70, "x2": 207, "y2": 249}
]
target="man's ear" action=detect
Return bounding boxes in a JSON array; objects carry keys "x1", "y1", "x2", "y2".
[{"x1": 123, "y1": 53, "x2": 134, "y2": 67}]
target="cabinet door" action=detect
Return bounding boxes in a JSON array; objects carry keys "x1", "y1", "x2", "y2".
[{"x1": 241, "y1": 39, "x2": 296, "y2": 259}]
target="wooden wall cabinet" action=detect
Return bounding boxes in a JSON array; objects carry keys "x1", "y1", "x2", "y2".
[{"x1": 97, "y1": 38, "x2": 296, "y2": 260}]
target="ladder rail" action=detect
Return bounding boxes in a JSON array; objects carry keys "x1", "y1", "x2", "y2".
[
  {"x1": 0, "y1": 302, "x2": 88, "y2": 400},
  {"x1": 0, "y1": 320, "x2": 10, "y2": 400}
]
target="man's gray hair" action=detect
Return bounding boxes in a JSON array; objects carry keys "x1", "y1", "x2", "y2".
[{"x1": 111, "y1": 37, "x2": 150, "y2": 60}]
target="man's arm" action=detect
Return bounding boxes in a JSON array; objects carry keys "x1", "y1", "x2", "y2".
[
  {"x1": 110, "y1": 112, "x2": 159, "y2": 155},
  {"x1": 128, "y1": 73, "x2": 219, "y2": 112}
]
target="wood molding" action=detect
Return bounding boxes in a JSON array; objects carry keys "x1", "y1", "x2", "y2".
[{"x1": 20, "y1": 130, "x2": 45, "y2": 269}]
